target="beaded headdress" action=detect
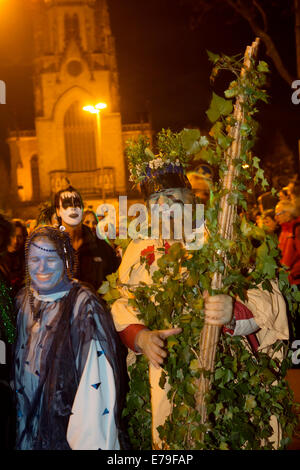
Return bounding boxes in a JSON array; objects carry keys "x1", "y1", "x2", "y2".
[{"x1": 126, "y1": 129, "x2": 194, "y2": 199}]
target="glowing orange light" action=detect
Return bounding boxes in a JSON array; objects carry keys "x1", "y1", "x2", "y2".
[{"x1": 83, "y1": 103, "x2": 107, "y2": 114}]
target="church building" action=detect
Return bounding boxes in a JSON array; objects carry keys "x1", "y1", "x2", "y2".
[{"x1": 7, "y1": 0, "x2": 151, "y2": 219}]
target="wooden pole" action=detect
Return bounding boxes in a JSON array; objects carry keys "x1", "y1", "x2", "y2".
[{"x1": 196, "y1": 38, "x2": 261, "y2": 427}]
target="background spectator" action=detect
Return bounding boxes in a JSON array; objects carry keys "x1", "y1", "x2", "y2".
[
  {"x1": 0, "y1": 220, "x2": 27, "y2": 296},
  {"x1": 82, "y1": 210, "x2": 98, "y2": 236}
]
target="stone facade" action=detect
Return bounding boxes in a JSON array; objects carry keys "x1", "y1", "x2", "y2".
[{"x1": 8, "y1": 0, "x2": 151, "y2": 219}]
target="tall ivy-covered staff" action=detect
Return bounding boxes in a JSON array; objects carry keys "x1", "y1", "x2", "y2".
[{"x1": 196, "y1": 38, "x2": 261, "y2": 424}]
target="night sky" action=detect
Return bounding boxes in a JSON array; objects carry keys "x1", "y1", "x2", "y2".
[{"x1": 0, "y1": 0, "x2": 299, "y2": 175}]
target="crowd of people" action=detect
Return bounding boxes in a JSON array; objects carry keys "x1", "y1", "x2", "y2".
[
  {"x1": 0, "y1": 176, "x2": 299, "y2": 450},
  {"x1": 247, "y1": 179, "x2": 300, "y2": 341}
]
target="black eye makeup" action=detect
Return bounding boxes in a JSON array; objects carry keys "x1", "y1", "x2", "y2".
[{"x1": 60, "y1": 195, "x2": 82, "y2": 209}]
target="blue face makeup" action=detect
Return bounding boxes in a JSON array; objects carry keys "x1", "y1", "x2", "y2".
[{"x1": 28, "y1": 238, "x2": 65, "y2": 293}]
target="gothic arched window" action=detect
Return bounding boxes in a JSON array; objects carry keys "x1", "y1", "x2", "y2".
[
  {"x1": 72, "y1": 14, "x2": 80, "y2": 40},
  {"x1": 64, "y1": 101, "x2": 97, "y2": 172},
  {"x1": 30, "y1": 155, "x2": 41, "y2": 201},
  {"x1": 64, "y1": 13, "x2": 80, "y2": 42}
]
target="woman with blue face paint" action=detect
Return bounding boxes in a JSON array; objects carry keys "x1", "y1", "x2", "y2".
[{"x1": 14, "y1": 226, "x2": 129, "y2": 450}]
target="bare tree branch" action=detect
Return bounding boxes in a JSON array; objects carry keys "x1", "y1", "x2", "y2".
[
  {"x1": 253, "y1": 0, "x2": 268, "y2": 31},
  {"x1": 183, "y1": 0, "x2": 295, "y2": 84},
  {"x1": 224, "y1": 0, "x2": 295, "y2": 84}
]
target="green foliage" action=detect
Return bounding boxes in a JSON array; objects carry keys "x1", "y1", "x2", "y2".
[
  {"x1": 126, "y1": 128, "x2": 211, "y2": 185},
  {"x1": 0, "y1": 281, "x2": 15, "y2": 344},
  {"x1": 204, "y1": 336, "x2": 296, "y2": 450},
  {"x1": 122, "y1": 356, "x2": 152, "y2": 449},
  {"x1": 206, "y1": 92, "x2": 233, "y2": 123},
  {"x1": 104, "y1": 51, "x2": 298, "y2": 450}
]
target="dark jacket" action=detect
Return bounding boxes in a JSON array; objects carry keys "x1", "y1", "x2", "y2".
[
  {"x1": 0, "y1": 250, "x2": 25, "y2": 297},
  {"x1": 75, "y1": 224, "x2": 120, "y2": 291},
  {"x1": 0, "y1": 272, "x2": 16, "y2": 449}
]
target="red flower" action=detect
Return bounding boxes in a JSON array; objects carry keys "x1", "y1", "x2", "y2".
[
  {"x1": 141, "y1": 245, "x2": 155, "y2": 266},
  {"x1": 164, "y1": 241, "x2": 170, "y2": 254}
]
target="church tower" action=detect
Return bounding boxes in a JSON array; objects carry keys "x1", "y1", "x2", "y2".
[{"x1": 8, "y1": 0, "x2": 149, "y2": 217}]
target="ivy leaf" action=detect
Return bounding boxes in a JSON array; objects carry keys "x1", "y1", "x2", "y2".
[
  {"x1": 159, "y1": 370, "x2": 167, "y2": 389},
  {"x1": 195, "y1": 147, "x2": 216, "y2": 165},
  {"x1": 261, "y1": 279, "x2": 273, "y2": 292},
  {"x1": 209, "y1": 121, "x2": 224, "y2": 137},
  {"x1": 206, "y1": 92, "x2": 233, "y2": 123},
  {"x1": 271, "y1": 187, "x2": 277, "y2": 197},
  {"x1": 262, "y1": 256, "x2": 277, "y2": 278},
  {"x1": 244, "y1": 395, "x2": 257, "y2": 412},
  {"x1": 207, "y1": 50, "x2": 220, "y2": 64},
  {"x1": 252, "y1": 156, "x2": 260, "y2": 168},
  {"x1": 106, "y1": 270, "x2": 119, "y2": 288},
  {"x1": 214, "y1": 368, "x2": 224, "y2": 380},
  {"x1": 168, "y1": 336, "x2": 179, "y2": 349},
  {"x1": 103, "y1": 288, "x2": 120, "y2": 302},
  {"x1": 223, "y1": 368, "x2": 234, "y2": 384},
  {"x1": 224, "y1": 87, "x2": 238, "y2": 99},
  {"x1": 292, "y1": 291, "x2": 300, "y2": 302},
  {"x1": 180, "y1": 128, "x2": 201, "y2": 155},
  {"x1": 257, "y1": 61, "x2": 269, "y2": 73},
  {"x1": 256, "y1": 241, "x2": 268, "y2": 259},
  {"x1": 144, "y1": 147, "x2": 155, "y2": 159},
  {"x1": 217, "y1": 134, "x2": 232, "y2": 149},
  {"x1": 98, "y1": 280, "x2": 109, "y2": 295},
  {"x1": 168, "y1": 242, "x2": 184, "y2": 260},
  {"x1": 255, "y1": 168, "x2": 265, "y2": 181},
  {"x1": 219, "y1": 441, "x2": 229, "y2": 450},
  {"x1": 189, "y1": 359, "x2": 199, "y2": 371},
  {"x1": 240, "y1": 217, "x2": 252, "y2": 236}
]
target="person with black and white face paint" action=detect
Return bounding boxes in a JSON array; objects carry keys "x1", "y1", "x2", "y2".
[
  {"x1": 54, "y1": 186, "x2": 120, "y2": 292},
  {"x1": 111, "y1": 138, "x2": 289, "y2": 450},
  {"x1": 57, "y1": 191, "x2": 83, "y2": 228}
]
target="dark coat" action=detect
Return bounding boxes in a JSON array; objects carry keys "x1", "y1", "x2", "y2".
[{"x1": 75, "y1": 225, "x2": 120, "y2": 291}]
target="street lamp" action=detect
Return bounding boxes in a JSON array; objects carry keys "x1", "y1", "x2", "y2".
[{"x1": 83, "y1": 102, "x2": 107, "y2": 202}]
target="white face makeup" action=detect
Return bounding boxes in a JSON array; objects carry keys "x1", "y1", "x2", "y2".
[{"x1": 57, "y1": 191, "x2": 83, "y2": 227}]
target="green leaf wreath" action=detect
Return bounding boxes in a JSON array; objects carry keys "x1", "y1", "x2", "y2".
[{"x1": 102, "y1": 51, "x2": 299, "y2": 450}]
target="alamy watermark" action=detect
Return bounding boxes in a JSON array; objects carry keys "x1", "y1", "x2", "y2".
[
  {"x1": 0, "y1": 80, "x2": 6, "y2": 104},
  {"x1": 291, "y1": 79, "x2": 300, "y2": 105},
  {"x1": 95, "y1": 196, "x2": 204, "y2": 250},
  {"x1": 291, "y1": 339, "x2": 300, "y2": 365}
]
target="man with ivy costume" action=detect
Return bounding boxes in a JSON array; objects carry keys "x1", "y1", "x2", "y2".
[{"x1": 111, "y1": 131, "x2": 290, "y2": 450}]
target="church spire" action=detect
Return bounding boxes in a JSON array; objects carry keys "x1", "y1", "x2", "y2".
[{"x1": 31, "y1": 0, "x2": 120, "y2": 114}]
